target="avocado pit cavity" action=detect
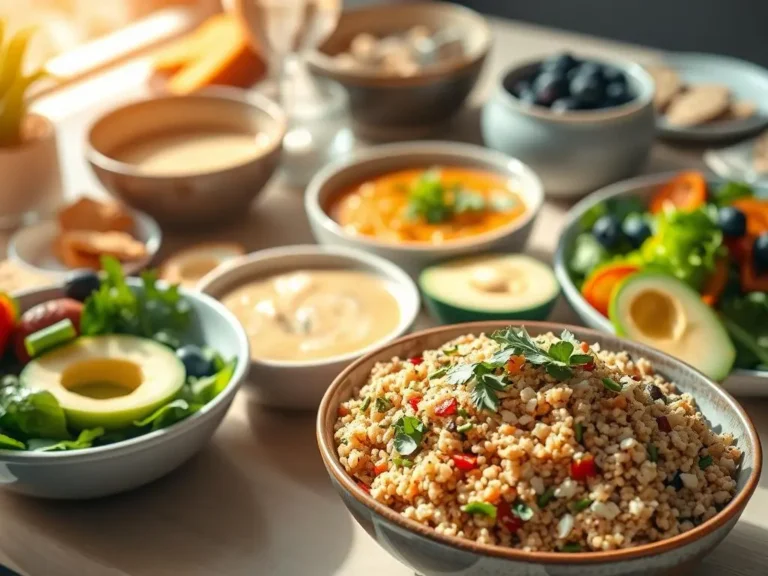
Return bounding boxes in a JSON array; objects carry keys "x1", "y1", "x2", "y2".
[
  {"x1": 469, "y1": 265, "x2": 528, "y2": 295},
  {"x1": 62, "y1": 358, "x2": 143, "y2": 400},
  {"x1": 628, "y1": 289, "x2": 686, "y2": 341}
]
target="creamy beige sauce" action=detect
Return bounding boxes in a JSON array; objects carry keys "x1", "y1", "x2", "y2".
[
  {"x1": 222, "y1": 270, "x2": 402, "y2": 362},
  {"x1": 114, "y1": 130, "x2": 270, "y2": 176}
]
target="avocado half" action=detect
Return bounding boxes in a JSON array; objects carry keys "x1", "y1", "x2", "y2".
[
  {"x1": 21, "y1": 335, "x2": 185, "y2": 430},
  {"x1": 609, "y1": 272, "x2": 735, "y2": 381},
  {"x1": 419, "y1": 254, "x2": 560, "y2": 324}
]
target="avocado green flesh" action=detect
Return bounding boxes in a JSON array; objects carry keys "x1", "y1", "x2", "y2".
[
  {"x1": 420, "y1": 254, "x2": 560, "y2": 324},
  {"x1": 20, "y1": 335, "x2": 185, "y2": 430},
  {"x1": 609, "y1": 273, "x2": 735, "y2": 381}
]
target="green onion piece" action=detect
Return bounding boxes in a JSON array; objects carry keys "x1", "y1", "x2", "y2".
[
  {"x1": 461, "y1": 501, "x2": 497, "y2": 520},
  {"x1": 393, "y1": 457, "x2": 413, "y2": 468},
  {"x1": 699, "y1": 455, "x2": 713, "y2": 469},
  {"x1": 361, "y1": 396, "x2": 371, "y2": 411},
  {"x1": 374, "y1": 397, "x2": 392, "y2": 413},
  {"x1": 512, "y1": 500, "x2": 534, "y2": 521},
  {"x1": 571, "y1": 498, "x2": 592, "y2": 513},
  {"x1": 24, "y1": 319, "x2": 77, "y2": 358},
  {"x1": 443, "y1": 346, "x2": 459, "y2": 356},
  {"x1": 602, "y1": 377, "x2": 623, "y2": 392},
  {"x1": 457, "y1": 422, "x2": 473, "y2": 433},
  {"x1": 537, "y1": 487, "x2": 556, "y2": 508},
  {"x1": 575, "y1": 422, "x2": 584, "y2": 443},
  {"x1": 560, "y1": 543, "x2": 582, "y2": 553},
  {"x1": 429, "y1": 367, "x2": 448, "y2": 379},
  {"x1": 458, "y1": 408, "x2": 470, "y2": 418},
  {"x1": 647, "y1": 443, "x2": 658, "y2": 463}
]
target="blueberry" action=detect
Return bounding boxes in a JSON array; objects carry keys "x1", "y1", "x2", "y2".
[
  {"x1": 592, "y1": 215, "x2": 622, "y2": 249},
  {"x1": 533, "y1": 71, "x2": 569, "y2": 107},
  {"x1": 575, "y1": 61, "x2": 604, "y2": 80},
  {"x1": 717, "y1": 206, "x2": 747, "y2": 238},
  {"x1": 176, "y1": 345, "x2": 215, "y2": 379},
  {"x1": 622, "y1": 214, "x2": 652, "y2": 248},
  {"x1": 551, "y1": 97, "x2": 581, "y2": 113},
  {"x1": 570, "y1": 73, "x2": 605, "y2": 108},
  {"x1": 541, "y1": 52, "x2": 579, "y2": 73},
  {"x1": 753, "y1": 233, "x2": 768, "y2": 273},
  {"x1": 601, "y1": 66, "x2": 627, "y2": 86},
  {"x1": 605, "y1": 81, "x2": 632, "y2": 106},
  {"x1": 64, "y1": 271, "x2": 101, "y2": 302},
  {"x1": 517, "y1": 86, "x2": 537, "y2": 105},
  {"x1": 512, "y1": 79, "x2": 531, "y2": 97}
]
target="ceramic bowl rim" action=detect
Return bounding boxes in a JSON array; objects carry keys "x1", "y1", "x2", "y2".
[
  {"x1": 493, "y1": 55, "x2": 655, "y2": 124},
  {"x1": 552, "y1": 169, "x2": 768, "y2": 382},
  {"x1": 317, "y1": 320, "x2": 762, "y2": 565},
  {"x1": 307, "y1": 1, "x2": 492, "y2": 88},
  {"x1": 196, "y1": 244, "x2": 421, "y2": 369},
  {"x1": 85, "y1": 87, "x2": 287, "y2": 180},
  {"x1": 0, "y1": 278, "x2": 250, "y2": 462},
  {"x1": 304, "y1": 141, "x2": 545, "y2": 253}
]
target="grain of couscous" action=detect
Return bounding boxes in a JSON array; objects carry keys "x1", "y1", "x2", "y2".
[{"x1": 333, "y1": 327, "x2": 741, "y2": 553}]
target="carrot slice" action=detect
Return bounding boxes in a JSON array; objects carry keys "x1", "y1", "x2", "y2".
[
  {"x1": 701, "y1": 259, "x2": 729, "y2": 306},
  {"x1": 649, "y1": 171, "x2": 708, "y2": 214},
  {"x1": 731, "y1": 198, "x2": 768, "y2": 236},
  {"x1": 581, "y1": 263, "x2": 641, "y2": 317}
]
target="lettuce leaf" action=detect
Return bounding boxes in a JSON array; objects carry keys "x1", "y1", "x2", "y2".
[
  {"x1": 0, "y1": 433, "x2": 25, "y2": 450},
  {"x1": 133, "y1": 399, "x2": 202, "y2": 431},
  {"x1": 0, "y1": 382, "x2": 69, "y2": 441},
  {"x1": 27, "y1": 427, "x2": 105, "y2": 452},
  {"x1": 720, "y1": 292, "x2": 768, "y2": 369}
]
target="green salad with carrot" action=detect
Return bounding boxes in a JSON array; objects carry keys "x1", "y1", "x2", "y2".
[{"x1": 567, "y1": 171, "x2": 768, "y2": 379}]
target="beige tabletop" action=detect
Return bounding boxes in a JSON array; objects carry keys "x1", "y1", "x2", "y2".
[{"x1": 1, "y1": 16, "x2": 766, "y2": 576}]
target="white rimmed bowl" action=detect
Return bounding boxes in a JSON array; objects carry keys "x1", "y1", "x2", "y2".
[
  {"x1": 304, "y1": 141, "x2": 544, "y2": 278},
  {"x1": 197, "y1": 245, "x2": 420, "y2": 410},
  {"x1": 0, "y1": 278, "x2": 250, "y2": 499},
  {"x1": 481, "y1": 56, "x2": 656, "y2": 198}
]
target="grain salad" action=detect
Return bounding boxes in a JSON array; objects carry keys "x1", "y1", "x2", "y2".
[{"x1": 333, "y1": 327, "x2": 742, "y2": 553}]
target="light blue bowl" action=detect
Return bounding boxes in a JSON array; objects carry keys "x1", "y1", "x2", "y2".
[
  {"x1": 0, "y1": 278, "x2": 250, "y2": 499},
  {"x1": 481, "y1": 57, "x2": 656, "y2": 198}
]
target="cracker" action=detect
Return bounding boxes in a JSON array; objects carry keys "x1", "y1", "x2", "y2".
[
  {"x1": 58, "y1": 197, "x2": 134, "y2": 233},
  {"x1": 665, "y1": 84, "x2": 731, "y2": 127},
  {"x1": 647, "y1": 65, "x2": 683, "y2": 111},
  {"x1": 59, "y1": 230, "x2": 148, "y2": 266}
]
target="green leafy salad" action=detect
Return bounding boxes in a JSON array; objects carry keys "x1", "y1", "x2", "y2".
[{"x1": 0, "y1": 257, "x2": 236, "y2": 452}]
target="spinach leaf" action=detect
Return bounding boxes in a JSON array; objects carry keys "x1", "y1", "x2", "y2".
[
  {"x1": 0, "y1": 383, "x2": 69, "y2": 440},
  {"x1": 28, "y1": 427, "x2": 105, "y2": 452},
  {"x1": 720, "y1": 292, "x2": 768, "y2": 369},
  {"x1": 0, "y1": 433, "x2": 25, "y2": 450},
  {"x1": 133, "y1": 399, "x2": 202, "y2": 431}
]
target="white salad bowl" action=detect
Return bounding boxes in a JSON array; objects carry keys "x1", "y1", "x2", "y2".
[
  {"x1": 0, "y1": 279, "x2": 250, "y2": 499},
  {"x1": 554, "y1": 171, "x2": 768, "y2": 396},
  {"x1": 197, "y1": 245, "x2": 421, "y2": 410}
]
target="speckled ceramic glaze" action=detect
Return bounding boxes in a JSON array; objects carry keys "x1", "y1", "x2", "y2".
[
  {"x1": 317, "y1": 321, "x2": 761, "y2": 576},
  {"x1": 481, "y1": 58, "x2": 656, "y2": 198},
  {"x1": 553, "y1": 172, "x2": 768, "y2": 396},
  {"x1": 0, "y1": 279, "x2": 250, "y2": 499}
]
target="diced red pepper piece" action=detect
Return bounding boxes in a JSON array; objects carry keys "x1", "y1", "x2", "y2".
[
  {"x1": 356, "y1": 481, "x2": 370, "y2": 493},
  {"x1": 409, "y1": 356, "x2": 423, "y2": 366},
  {"x1": 570, "y1": 455, "x2": 597, "y2": 481},
  {"x1": 497, "y1": 500, "x2": 523, "y2": 533},
  {"x1": 506, "y1": 355, "x2": 525, "y2": 375},
  {"x1": 583, "y1": 361, "x2": 595, "y2": 372},
  {"x1": 435, "y1": 397, "x2": 457, "y2": 417},
  {"x1": 337, "y1": 405, "x2": 350, "y2": 417},
  {"x1": 374, "y1": 462, "x2": 388, "y2": 476},
  {"x1": 451, "y1": 453, "x2": 478, "y2": 471},
  {"x1": 408, "y1": 396, "x2": 422, "y2": 411},
  {"x1": 657, "y1": 416, "x2": 672, "y2": 433}
]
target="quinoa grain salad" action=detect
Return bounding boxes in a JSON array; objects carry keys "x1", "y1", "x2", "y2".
[{"x1": 333, "y1": 326, "x2": 742, "y2": 553}]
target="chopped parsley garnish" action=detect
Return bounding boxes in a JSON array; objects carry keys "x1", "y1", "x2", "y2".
[
  {"x1": 512, "y1": 500, "x2": 534, "y2": 521},
  {"x1": 536, "y1": 487, "x2": 556, "y2": 508},
  {"x1": 571, "y1": 498, "x2": 592, "y2": 513},
  {"x1": 602, "y1": 377, "x2": 623, "y2": 392},
  {"x1": 647, "y1": 442, "x2": 658, "y2": 463},
  {"x1": 574, "y1": 422, "x2": 584, "y2": 443},
  {"x1": 443, "y1": 346, "x2": 459, "y2": 356},
  {"x1": 393, "y1": 415, "x2": 426, "y2": 456},
  {"x1": 429, "y1": 367, "x2": 448, "y2": 379},
  {"x1": 461, "y1": 501, "x2": 497, "y2": 520},
  {"x1": 405, "y1": 169, "x2": 488, "y2": 224},
  {"x1": 457, "y1": 422, "x2": 473, "y2": 433},
  {"x1": 392, "y1": 457, "x2": 413, "y2": 467},
  {"x1": 374, "y1": 397, "x2": 392, "y2": 413},
  {"x1": 699, "y1": 455, "x2": 713, "y2": 469},
  {"x1": 457, "y1": 408, "x2": 470, "y2": 419},
  {"x1": 360, "y1": 396, "x2": 371, "y2": 411},
  {"x1": 560, "y1": 543, "x2": 582, "y2": 553}
]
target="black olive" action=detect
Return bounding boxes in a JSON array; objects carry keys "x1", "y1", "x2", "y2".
[
  {"x1": 592, "y1": 215, "x2": 622, "y2": 249},
  {"x1": 622, "y1": 214, "x2": 652, "y2": 248},
  {"x1": 645, "y1": 383, "x2": 666, "y2": 402},
  {"x1": 754, "y1": 233, "x2": 768, "y2": 273},
  {"x1": 551, "y1": 97, "x2": 581, "y2": 113},
  {"x1": 717, "y1": 206, "x2": 747, "y2": 238},
  {"x1": 666, "y1": 471, "x2": 684, "y2": 491},
  {"x1": 446, "y1": 421, "x2": 457, "y2": 433},
  {"x1": 540, "y1": 52, "x2": 579, "y2": 74},
  {"x1": 570, "y1": 72, "x2": 606, "y2": 108},
  {"x1": 533, "y1": 71, "x2": 570, "y2": 107},
  {"x1": 64, "y1": 271, "x2": 101, "y2": 302},
  {"x1": 605, "y1": 81, "x2": 633, "y2": 106}
]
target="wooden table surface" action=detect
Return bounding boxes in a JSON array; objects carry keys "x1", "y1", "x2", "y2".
[{"x1": 1, "y1": 16, "x2": 767, "y2": 576}]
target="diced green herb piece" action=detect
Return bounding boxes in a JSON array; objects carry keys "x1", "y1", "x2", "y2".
[
  {"x1": 393, "y1": 457, "x2": 413, "y2": 467},
  {"x1": 443, "y1": 346, "x2": 459, "y2": 356},
  {"x1": 457, "y1": 422, "x2": 473, "y2": 433},
  {"x1": 458, "y1": 408, "x2": 470, "y2": 418},
  {"x1": 575, "y1": 422, "x2": 584, "y2": 443},
  {"x1": 24, "y1": 318, "x2": 77, "y2": 358},
  {"x1": 512, "y1": 500, "x2": 534, "y2": 521},
  {"x1": 374, "y1": 397, "x2": 392, "y2": 413},
  {"x1": 712, "y1": 181, "x2": 754, "y2": 206},
  {"x1": 429, "y1": 367, "x2": 448, "y2": 379},
  {"x1": 699, "y1": 455, "x2": 713, "y2": 469},
  {"x1": 647, "y1": 442, "x2": 658, "y2": 463},
  {"x1": 361, "y1": 396, "x2": 371, "y2": 411},
  {"x1": 560, "y1": 543, "x2": 582, "y2": 553},
  {"x1": 571, "y1": 498, "x2": 592, "y2": 513},
  {"x1": 461, "y1": 501, "x2": 497, "y2": 520},
  {"x1": 537, "y1": 487, "x2": 556, "y2": 508},
  {"x1": 393, "y1": 415, "x2": 426, "y2": 456},
  {"x1": 0, "y1": 433, "x2": 25, "y2": 450},
  {"x1": 602, "y1": 377, "x2": 622, "y2": 392}
]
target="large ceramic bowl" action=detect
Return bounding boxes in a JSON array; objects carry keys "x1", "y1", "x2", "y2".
[
  {"x1": 197, "y1": 245, "x2": 420, "y2": 410},
  {"x1": 0, "y1": 279, "x2": 250, "y2": 499},
  {"x1": 553, "y1": 171, "x2": 768, "y2": 396},
  {"x1": 305, "y1": 141, "x2": 544, "y2": 278},
  {"x1": 317, "y1": 321, "x2": 761, "y2": 576},
  {"x1": 86, "y1": 88, "x2": 285, "y2": 227},
  {"x1": 481, "y1": 56, "x2": 656, "y2": 198},
  {"x1": 307, "y1": 2, "x2": 491, "y2": 140}
]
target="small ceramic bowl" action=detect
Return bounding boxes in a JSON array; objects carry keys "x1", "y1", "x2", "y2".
[
  {"x1": 86, "y1": 88, "x2": 286, "y2": 227},
  {"x1": 553, "y1": 171, "x2": 768, "y2": 396},
  {"x1": 0, "y1": 279, "x2": 250, "y2": 499},
  {"x1": 8, "y1": 204, "x2": 162, "y2": 279},
  {"x1": 317, "y1": 321, "x2": 761, "y2": 576},
  {"x1": 304, "y1": 141, "x2": 544, "y2": 278},
  {"x1": 481, "y1": 56, "x2": 656, "y2": 198},
  {"x1": 307, "y1": 1, "x2": 491, "y2": 140},
  {"x1": 197, "y1": 245, "x2": 420, "y2": 410}
]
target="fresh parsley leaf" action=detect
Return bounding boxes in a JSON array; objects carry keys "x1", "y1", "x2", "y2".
[
  {"x1": 405, "y1": 169, "x2": 452, "y2": 224},
  {"x1": 575, "y1": 422, "x2": 584, "y2": 443},
  {"x1": 453, "y1": 188, "x2": 486, "y2": 214},
  {"x1": 457, "y1": 408, "x2": 470, "y2": 418},
  {"x1": 546, "y1": 364, "x2": 573, "y2": 380},
  {"x1": 471, "y1": 378, "x2": 501, "y2": 412},
  {"x1": 536, "y1": 487, "x2": 556, "y2": 508},
  {"x1": 429, "y1": 367, "x2": 448, "y2": 379},
  {"x1": 571, "y1": 498, "x2": 593, "y2": 513},
  {"x1": 461, "y1": 501, "x2": 497, "y2": 520},
  {"x1": 444, "y1": 363, "x2": 477, "y2": 385},
  {"x1": 699, "y1": 455, "x2": 713, "y2": 469},
  {"x1": 569, "y1": 354, "x2": 593, "y2": 365},
  {"x1": 548, "y1": 341, "x2": 574, "y2": 363},
  {"x1": 393, "y1": 415, "x2": 426, "y2": 456},
  {"x1": 602, "y1": 377, "x2": 623, "y2": 392},
  {"x1": 374, "y1": 397, "x2": 392, "y2": 413},
  {"x1": 647, "y1": 442, "x2": 658, "y2": 463},
  {"x1": 512, "y1": 500, "x2": 534, "y2": 521},
  {"x1": 393, "y1": 457, "x2": 413, "y2": 467}
]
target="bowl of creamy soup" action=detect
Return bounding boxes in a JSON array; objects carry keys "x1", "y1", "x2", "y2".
[
  {"x1": 197, "y1": 245, "x2": 420, "y2": 409},
  {"x1": 86, "y1": 88, "x2": 286, "y2": 226},
  {"x1": 305, "y1": 141, "x2": 544, "y2": 277}
]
